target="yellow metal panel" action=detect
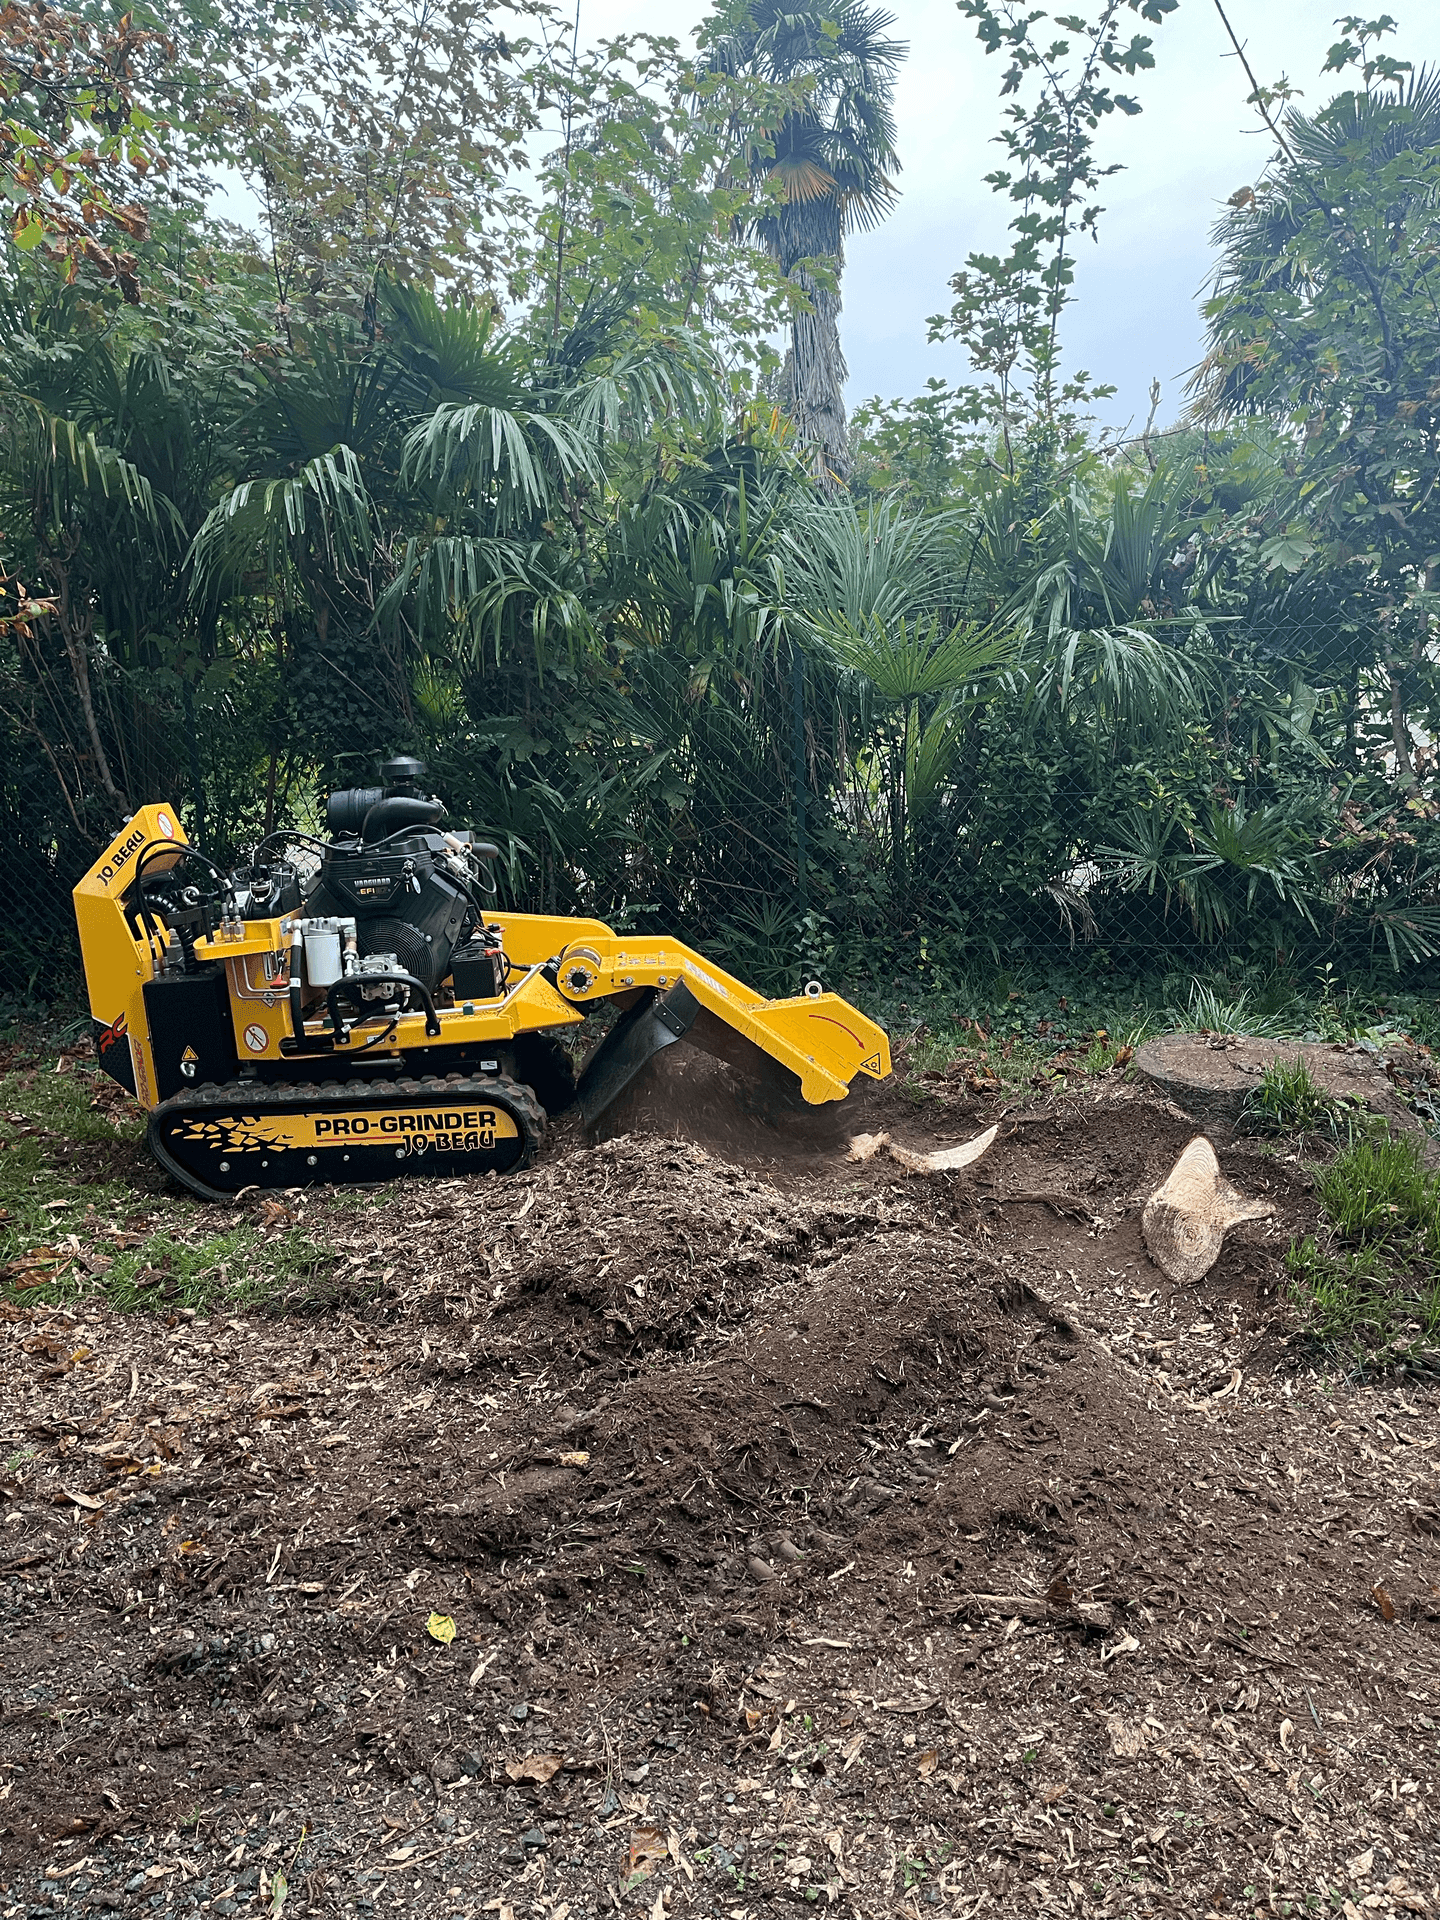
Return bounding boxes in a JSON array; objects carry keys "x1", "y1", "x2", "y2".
[
  {"x1": 245, "y1": 954, "x2": 586, "y2": 1062},
  {"x1": 488, "y1": 912, "x2": 615, "y2": 966},
  {"x1": 72, "y1": 802, "x2": 189, "y2": 1110},
  {"x1": 196, "y1": 919, "x2": 288, "y2": 961}
]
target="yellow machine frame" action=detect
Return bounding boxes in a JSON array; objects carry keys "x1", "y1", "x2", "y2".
[{"x1": 75, "y1": 805, "x2": 891, "y2": 1118}]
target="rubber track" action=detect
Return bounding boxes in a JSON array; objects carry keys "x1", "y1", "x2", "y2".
[{"x1": 148, "y1": 1071, "x2": 546, "y2": 1201}]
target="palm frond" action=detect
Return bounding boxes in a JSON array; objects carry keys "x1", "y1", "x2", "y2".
[
  {"x1": 812, "y1": 611, "x2": 1012, "y2": 700},
  {"x1": 565, "y1": 338, "x2": 721, "y2": 445},
  {"x1": 188, "y1": 445, "x2": 373, "y2": 601},
  {"x1": 377, "y1": 278, "x2": 530, "y2": 408},
  {"x1": 781, "y1": 496, "x2": 963, "y2": 632},
  {"x1": 5, "y1": 396, "x2": 185, "y2": 545},
  {"x1": 401, "y1": 403, "x2": 596, "y2": 527},
  {"x1": 1026, "y1": 624, "x2": 1205, "y2": 733},
  {"x1": 379, "y1": 534, "x2": 587, "y2": 667}
]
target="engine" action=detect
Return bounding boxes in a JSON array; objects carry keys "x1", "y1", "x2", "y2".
[
  {"x1": 126, "y1": 759, "x2": 508, "y2": 1056},
  {"x1": 280, "y1": 757, "x2": 500, "y2": 1024},
  {"x1": 302, "y1": 756, "x2": 480, "y2": 991}
]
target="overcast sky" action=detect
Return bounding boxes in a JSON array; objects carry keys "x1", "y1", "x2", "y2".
[
  {"x1": 212, "y1": 3, "x2": 1436, "y2": 431},
  {"x1": 568, "y1": 0, "x2": 1438, "y2": 431}
]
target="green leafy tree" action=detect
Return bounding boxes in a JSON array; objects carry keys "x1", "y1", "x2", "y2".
[
  {"x1": 1196, "y1": 15, "x2": 1440, "y2": 803},
  {"x1": 0, "y1": 0, "x2": 176, "y2": 296},
  {"x1": 215, "y1": 0, "x2": 544, "y2": 330},
  {"x1": 523, "y1": 32, "x2": 802, "y2": 393},
  {"x1": 929, "y1": 0, "x2": 1176, "y2": 474}
]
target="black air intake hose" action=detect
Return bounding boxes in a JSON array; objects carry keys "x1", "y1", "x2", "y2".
[
  {"x1": 326, "y1": 785, "x2": 385, "y2": 838},
  {"x1": 360, "y1": 795, "x2": 445, "y2": 843}
]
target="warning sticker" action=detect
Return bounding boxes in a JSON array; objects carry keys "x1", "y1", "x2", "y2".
[
  {"x1": 860, "y1": 1052, "x2": 883, "y2": 1075},
  {"x1": 243, "y1": 1023, "x2": 269, "y2": 1054}
]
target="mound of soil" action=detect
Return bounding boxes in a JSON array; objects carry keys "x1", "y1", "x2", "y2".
[{"x1": 1, "y1": 1084, "x2": 1437, "y2": 1920}]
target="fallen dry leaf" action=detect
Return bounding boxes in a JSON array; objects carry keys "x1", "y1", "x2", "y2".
[
  {"x1": 917, "y1": 1748, "x2": 938, "y2": 1777},
  {"x1": 667, "y1": 1830, "x2": 691, "y2": 1881},
  {"x1": 1107, "y1": 1716, "x2": 1146, "y2": 1758},
  {"x1": 1372, "y1": 1584, "x2": 1396, "y2": 1622},
  {"x1": 504, "y1": 1752, "x2": 564, "y2": 1785},
  {"x1": 628, "y1": 1828, "x2": 667, "y2": 1881},
  {"x1": 1100, "y1": 1632, "x2": 1140, "y2": 1665}
]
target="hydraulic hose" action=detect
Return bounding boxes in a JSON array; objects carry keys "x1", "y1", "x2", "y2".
[{"x1": 289, "y1": 919, "x2": 306, "y2": 1042}]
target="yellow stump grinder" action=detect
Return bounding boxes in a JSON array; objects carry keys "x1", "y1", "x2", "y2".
[{"x1": 74, "y1": 759, "x2": 891, "y2": 1199}]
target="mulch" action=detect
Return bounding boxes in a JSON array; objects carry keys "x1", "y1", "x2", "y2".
[{"x1": 1, "y1": 1057, "x2": 1437, "y2": 1920}]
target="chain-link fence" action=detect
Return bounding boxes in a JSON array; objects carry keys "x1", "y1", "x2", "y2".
[{"x1": 6, "y1": 614, "x2": 1438, "y2": 1018}]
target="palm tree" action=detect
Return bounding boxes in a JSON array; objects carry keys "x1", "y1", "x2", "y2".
[{"x1": 705, "y1": 1, "x2": 905, "y2": 491}]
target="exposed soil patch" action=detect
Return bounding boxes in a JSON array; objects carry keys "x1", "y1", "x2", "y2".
[{"x1": 1, "y1": 1066, "x2": 1437, "y2": 1920}]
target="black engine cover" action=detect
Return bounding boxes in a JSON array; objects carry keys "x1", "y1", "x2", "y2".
[{"x1": 304, "y1": 831, "x2": 471, "y2": 990}]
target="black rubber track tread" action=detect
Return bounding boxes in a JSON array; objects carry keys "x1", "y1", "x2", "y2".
[{"x1": 148, "y1": 1072, "x2": 546, "y2": 1203}]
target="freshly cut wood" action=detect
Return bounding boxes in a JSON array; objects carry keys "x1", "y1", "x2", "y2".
[
  {"x1": 846, "y1": 1131, "x2": 890, "y2": 1162},
  {"x1": 1141, "y1": 1135, "x2": 1273, "y2": 1284},
  {"x1": 890, "y1": 1124, "x2": 998, "y2": 1175}
]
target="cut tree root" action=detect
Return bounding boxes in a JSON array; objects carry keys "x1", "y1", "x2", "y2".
[
  {"x1": 890, "y1": 1125, "x2": 998, "y2": 1174},
  {"x1": 979, "y1": 1190, "x2": 1098, "y2": 1222},
  {"x1": 846, "y1": 1125, "x2": 998, "y2": 1174}
]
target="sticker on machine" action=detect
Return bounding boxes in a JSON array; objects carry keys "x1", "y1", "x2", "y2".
[
  {"x1": 173, "y1": 1106, "x2": 521, "y2": 1156},
  {"x1": 243, "y1": 1023, "x2": 269, "y2": 1053},
  {"x1": 155, "y1": 810, "x2": 175, "y2": 838}
]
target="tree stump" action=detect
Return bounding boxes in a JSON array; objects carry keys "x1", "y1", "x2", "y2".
[{"x1": 1133, "y1": 1032, "x2": 1418, "y2": 1139}]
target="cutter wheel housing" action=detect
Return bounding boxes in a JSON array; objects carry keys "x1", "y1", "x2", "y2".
[{"x1": 73, "y1": 759, "x2": 892, "y2": 1199}]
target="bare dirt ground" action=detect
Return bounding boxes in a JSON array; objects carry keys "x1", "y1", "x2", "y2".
[{"x1": 2, "y1": 1048, "x2": 1438, "y2": 1920}]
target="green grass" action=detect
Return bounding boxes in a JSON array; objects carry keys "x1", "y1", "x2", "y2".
[
  {"x1": 1286, "y1": 1128, "x2": 1440, "y2": 1368},
  {"x1": 1313, "y1": 1129, "x2": 1440, "y2": 1252},
  {"x1": 856, "y1": 958, "x2": 1440, "y2": 1060},
  {"x1": 1167, "y1": 980, "x2": 1300, "y2": 1039},
  {"x1": 0, "y1": 1041, "x2": 376, "y2": 1316},
  {"x1": 1239, "y1": 1057, "x2": 1375, "y2": 1142}
]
